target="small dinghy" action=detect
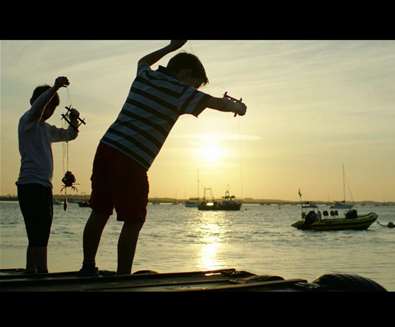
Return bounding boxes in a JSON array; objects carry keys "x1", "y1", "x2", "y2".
[{"x1": 292, "y1": 207, "x2": 378, "y2": 231}]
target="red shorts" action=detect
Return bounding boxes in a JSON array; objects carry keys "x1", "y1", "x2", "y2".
[{"x1": 89, "y1": 142, "x2": 149, "y2": 224}]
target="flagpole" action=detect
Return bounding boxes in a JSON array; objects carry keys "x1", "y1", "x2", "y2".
[{"x1": 298, "y1": 188, "x2": 303, "y2": 217}]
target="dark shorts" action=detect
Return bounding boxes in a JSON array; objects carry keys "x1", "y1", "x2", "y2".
[
  {"x1": 17, "y1": 184, "x2": 53, "y2": 247},
  {"x1": 89, "y1": 142, "x2": 149, "y2": 224}
]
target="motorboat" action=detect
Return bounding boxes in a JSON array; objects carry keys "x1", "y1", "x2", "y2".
[
  {"x1": 292, "y1": 205, "x2": 377, "y2": 231},
  {"x1": 198, "y1": 189, "x2": 242, "y2": 211}
]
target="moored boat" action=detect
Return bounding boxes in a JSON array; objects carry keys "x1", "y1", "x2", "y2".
[
  {"x1": 78, "y1": 201, "x2": 90, "y2": 207},
  {"x1": 184, "y1": 198, "x2": 200, "y2": 208},
  {"x1": 330, "y1": 164, "x2": 354, "y2": 210},
  {"x1": 198, "y1": 189, "x2": 242, "y2": 211},
  {"x1": 329, "y1": 201, "x2": 354, "y2": 210},
  {"x1": 292, "y1": 211, "x2": 378, "y2": 231},
  {"x1": 185, "y1": 170, "x2": 201, "y2": 208},
  {"x1": 53, "y1": 200, "x2": 63, "y2": 206},
  {"x1": 198, "y1": 201, "x2": 242, "y2": 211}
]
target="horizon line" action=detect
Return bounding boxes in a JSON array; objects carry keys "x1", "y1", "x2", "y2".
[{"x1": 0, "y1": 195, "x2": 394, "y2": 204}]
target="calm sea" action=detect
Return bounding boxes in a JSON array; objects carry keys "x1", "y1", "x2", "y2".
[{"x1": 1, "y1": 201, "x2": 394, "y2": 290}]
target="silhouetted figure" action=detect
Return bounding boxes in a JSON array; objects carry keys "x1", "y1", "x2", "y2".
[
  {"x1": 345, "y1": 209, "x2": 358, "y2": 219},
  {"x1": 16, "y1": 77, "x2": 80, "y2": 274},
  {"x1": 304, "y1": 211, "x2": 318, "y2": 226},
  {"x1": 80, "y1": 40, "x2": 247, "y2": 275}
]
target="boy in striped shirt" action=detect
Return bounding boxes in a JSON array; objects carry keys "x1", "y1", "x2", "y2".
[{"x1": 81, "y1": 40, "x2": 247, "y2": 275}]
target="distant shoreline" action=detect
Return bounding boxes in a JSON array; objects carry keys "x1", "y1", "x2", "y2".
[{"x1": 0, "y1": 195, "x2": 394, "y2": 206}]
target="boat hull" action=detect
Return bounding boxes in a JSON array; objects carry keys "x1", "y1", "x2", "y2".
[
  {"x1": 184, "y1": 202, "x2": 199, "y2": 208},
  {"x1": 292, "y1": 212, "x2": 378, "y2": 231},
  {"x1": 198, "y1": 202, "x2": 241, "y2": 211}
]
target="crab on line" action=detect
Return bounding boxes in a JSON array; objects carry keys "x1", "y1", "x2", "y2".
[{"x1": 60, "y1": 171, "x2": 79, "y2": 192}]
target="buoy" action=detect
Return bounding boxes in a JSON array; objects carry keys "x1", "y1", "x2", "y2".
[{"x1": 377, "y1": 220, "x2": 395, "y2": 228}]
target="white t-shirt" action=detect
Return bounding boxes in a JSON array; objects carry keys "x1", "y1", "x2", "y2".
[{"x1": 16, "y1": 89, "x2": 78, "y2": 188}]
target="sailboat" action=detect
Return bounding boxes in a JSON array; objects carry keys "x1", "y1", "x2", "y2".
[
  {"x1": 184, "y1": 199, "x2": 200, "y2": 208},
  {"x1": 330, "y1": 164, "x2": 354, "y2": 210},
  {"x1": 184, "y1": 170, "x2": 200, "y2": 208}
]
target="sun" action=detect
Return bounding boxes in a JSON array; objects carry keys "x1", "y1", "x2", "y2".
[{"x1": 199, "y1": 143, "x2": 224, "y2": 163}]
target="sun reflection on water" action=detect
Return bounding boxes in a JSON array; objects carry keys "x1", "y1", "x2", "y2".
[{"x1": 198, "y1": 211, "x2": 226, "y2": 270}]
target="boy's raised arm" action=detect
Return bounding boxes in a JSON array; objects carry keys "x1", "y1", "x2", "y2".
[
  {"x1": 28, "y1": 77, "x2": 70, "y2": 122},
  {"x1": 138, "y1": 40, "x2": 187, "y2": 68}
]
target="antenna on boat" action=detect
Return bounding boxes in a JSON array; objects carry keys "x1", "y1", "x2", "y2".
[{"x1": 197, "y1": 169, "x2": 200, "y2": 200}]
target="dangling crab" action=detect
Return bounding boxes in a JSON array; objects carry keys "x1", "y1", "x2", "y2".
[
  {"x1": 61, "y1": 171, "x2": 78, "y2": 211},
  {"x1": 61, "y1": 171, "x2": 78, "y2": 192}
]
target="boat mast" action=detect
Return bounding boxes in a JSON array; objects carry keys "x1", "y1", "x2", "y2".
[
  {"x1": 342, "y1": 164, "x2": 346, "y2": 203},
  {"x1": 197, "y1": 169, "x2": 200, "y2": 200}
]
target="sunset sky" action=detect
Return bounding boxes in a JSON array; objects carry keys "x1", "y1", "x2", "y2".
[{"x1": 1, "y1": 40, "x2": 394, "y2": 201}]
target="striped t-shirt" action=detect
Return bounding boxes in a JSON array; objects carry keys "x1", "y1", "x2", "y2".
[{"x1": 101, "y1": 63, "x2": 211, "y2": 170}]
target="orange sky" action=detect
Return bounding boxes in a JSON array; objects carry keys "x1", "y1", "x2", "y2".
[{"x1": 1, "y1": 40, "x2": 395, "y2": 201}]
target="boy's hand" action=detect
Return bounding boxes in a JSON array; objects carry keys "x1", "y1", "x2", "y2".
[
  {"x1": 233, "y1": 102, "x2": 247, "y2": 117},
  {"x1": 206, "y1": 96, "x2": 247, "y2": 117},
  {"x1": 169, "y1": 40, "x2": 187, "y2": 51},
  {"x1": 138, "y1": 41, "x2": 187, "y2": 68},
  {"x1": 54, "y1": 76, "x2": 70, "y2": 89},
  {"x1": 68, "y1": 108, "x2": 80, "y2": 124},
  {"x1": 225, "y1": 98, "x2": 246, "y2": 117}
]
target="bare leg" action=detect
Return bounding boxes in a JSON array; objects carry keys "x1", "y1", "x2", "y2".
[
  {"x1": 117, "y1": 221, "x2": 143, "y2": 275},
  {"x1": 26, "y1": 246, "x2": 36, "y2": 273},
  {"x1": 26, "y1": 246, "x2": 48, "y2": 273},
  {"x1": 82, "y1": 210, "x2": 110, "y2": 268},
  {"x1": 35, "y1": 247, "x2": 48, "y2": 273}
]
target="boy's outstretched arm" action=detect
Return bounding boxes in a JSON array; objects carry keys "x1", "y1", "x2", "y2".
[
  {"x1": 138, "y1": 40, "x2": 187, "y2": 67},
  {"x1": 207, "y1": 96, "x2": 247, "y2": 116}
]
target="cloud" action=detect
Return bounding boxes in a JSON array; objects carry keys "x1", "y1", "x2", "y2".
[{"x1": 172, "y1": 133, "x2": 262, "y2": 142}]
